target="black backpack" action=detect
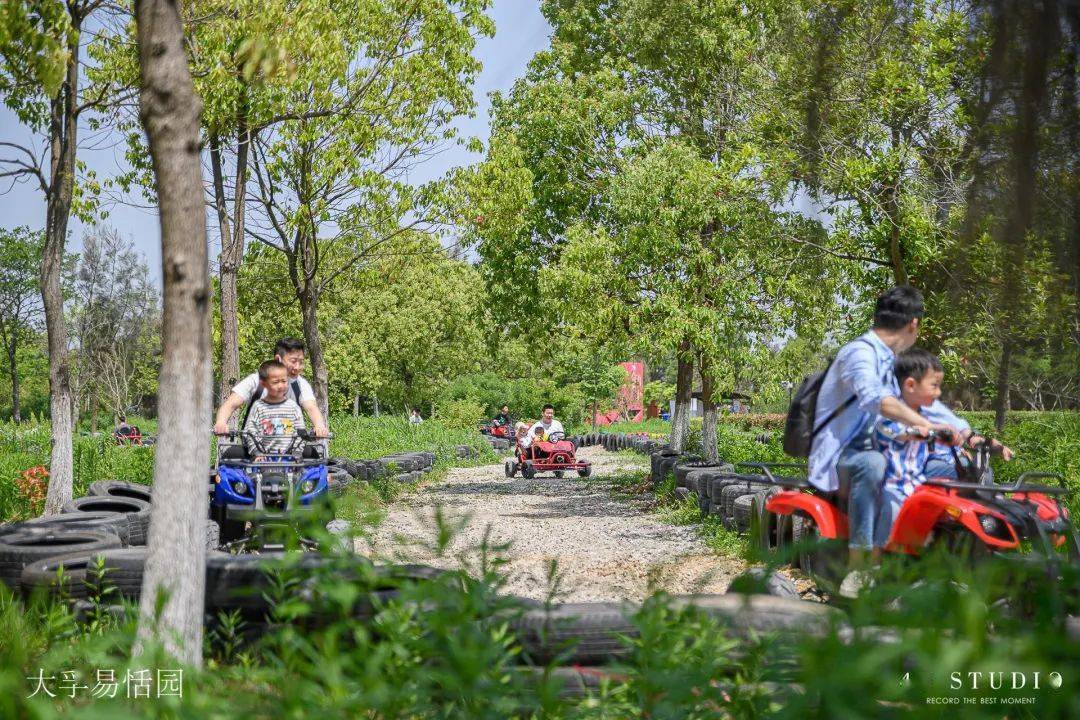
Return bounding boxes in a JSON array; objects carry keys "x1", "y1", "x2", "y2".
[{"x1": 782, "y1": 339, "x2": 871, "y2": 458}]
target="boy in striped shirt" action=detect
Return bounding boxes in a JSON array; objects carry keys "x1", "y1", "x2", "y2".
[
  {"x1": 243, "y1": 359, "x2": 305, "y2": 456},
  {"x1": 872, "y1": 348, "x2": 947, "y2": 548}
]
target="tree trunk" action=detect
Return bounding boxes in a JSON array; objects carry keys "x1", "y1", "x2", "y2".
[
  {"x1": 353, "y1": 393, "x2": 360, "y2": 417},
  {"x1": 374, "y1": 395, "x2": 380, "y2": 417},
  {"x1": 7, "y1": 337, "x2": 20, "y2": 423},
  {"x1": 994, "y1": 340, "x2": 1012, "y2": 433},
  {"x1": 41, "y1": 16, "x2": 81, "y2": 517},
  {"x1": 591, "y1": 399, "x2": 598, "y2": 428},
  {"x1": 670, "y1": 340, "x2": 694, "y2": 453},
  {"x1": 298, "y1": 286, "x2": 329, "y2": 419},
  {"x1": 133, "y1": 0, "x2": 212, "y2": 667},
  {"x1": 211, "y1": 109, "x2": 249, "y2": 407},
  {"x1": 699, "y1": 355, "x2": 719, "y2": 463},
  {"x1": 89, "y1": 388, "x2": 99, "y2": 435}
]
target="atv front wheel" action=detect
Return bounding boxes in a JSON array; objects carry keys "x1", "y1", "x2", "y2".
[
  {"x1": 505, "y1": 460, "x2": 518, "y2": 478},
  {"x1": 578, "y1": 464, "x2": 592, "y2": 478},
  {"x1": 521, "y1": 461, "x2": 536, "y2": 480},
  {"x1": 554, "y1": 471, "x2": 564, "y2": 479}
]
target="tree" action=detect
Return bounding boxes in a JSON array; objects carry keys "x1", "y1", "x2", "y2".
[
  {"x1": 321, "y1": 235, "x2": 486, "y2": 413},
  {"x1": 0, "y1": 227, "x2": 44, "y2": 422},
  {"x1": 246, "y1": 0, "x2": 493, "y2": 415},
  {"x1": 133, "y1": 0, "x2": 212, "y2": 666},
  {"x1": 70, "y1": 225, "x2": 159, "y2": 429},
  {"x1": 0, "y1": 0, "x2": 119, "y2": 513}
]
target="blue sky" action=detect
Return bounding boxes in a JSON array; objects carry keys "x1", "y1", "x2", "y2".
[{"x1": 0, "y1": 2, "x2": 551, "y2": 282}]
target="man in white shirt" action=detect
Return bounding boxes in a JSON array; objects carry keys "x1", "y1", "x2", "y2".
[
  {"x1": 213, "y1": 338, "x2": 329, "y2": 437},
  {"x1": 528, "y1": 404, "x2": 565, "y2": 444}
]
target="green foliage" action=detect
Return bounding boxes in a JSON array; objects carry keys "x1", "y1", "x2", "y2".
[
  {"x1": 436, "y1": 372, "x2": 586, "y2": 424},
  {"x1": 433, "y1": 398, "x2": 485, "y2": 431}
]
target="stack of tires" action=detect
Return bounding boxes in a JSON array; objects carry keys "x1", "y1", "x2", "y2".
[
  {"x1": 0, "y1": 479, "x2": 223, "y2": 597},
  {"x1": 328, "y1": 451, "x2": 437, "y2": 492}
]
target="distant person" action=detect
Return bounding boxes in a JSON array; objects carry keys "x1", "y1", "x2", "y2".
[
  {"x1": 115, "y1": 414, "x2": 132, "y2": 435},
  {"x1": 493, "y1": 404, "x2": 511, "y2": 426},
  {"x1": 243, "y1": 360, "x2": 305, "y2": 455},
  {"x1": 409, "y1": 409, "x2": 423, "y2": 425},
  {"x1": 214, "y1": 338, "x2": 328, "y2": 437}
]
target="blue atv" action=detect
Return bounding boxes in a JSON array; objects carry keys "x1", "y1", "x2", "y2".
[{"x1": 210, "y1": 429, "x2": 333, "y2": 550}]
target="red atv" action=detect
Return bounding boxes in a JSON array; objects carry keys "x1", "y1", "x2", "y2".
[
  {"x1": 505, "y1": 431, "x2": 591, "y2": 479},
  {"x1": 759, "y1": 432, "x2": 1079, "y2": 584}
]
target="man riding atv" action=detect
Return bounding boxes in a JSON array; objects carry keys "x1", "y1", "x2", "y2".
[
  {"x1": 524, "y1": 404, "x2": 566, "y2": 449},
  {"x1": 214, "y1": 338, "x2": 329, "y2": 438}
]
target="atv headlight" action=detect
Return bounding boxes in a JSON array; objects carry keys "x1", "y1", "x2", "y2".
[
  {"x1": 301, "y1": 480, "x2": 315, "y2": 493},
  {"x1": 979, "y1": 514, "x2": 1007, "y2": 539},
  {"x1": 232, "y1": 481, "x2": 247, "y2": 495}
]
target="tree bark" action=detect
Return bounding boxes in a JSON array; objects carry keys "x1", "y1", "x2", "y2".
[
  {"x1": 89, "y1": 388, "x2": 99, "y2": 435},
  {"x1": 298, "y1": 285, "x2": 329, "y2": 419},
  {"x1": 133, "y1": 0, "x2": 212, "y2": 667},
  {"x1": 994, "y1": 340, "x2": 1012, "y2": 433},
  {"x1": 41, "y1": 13, "x2": 81, "y2": 517},
  {"x1": 699, "y1": 354, "x2": 719, "y2": 463},
  {"x1": 210, "y1": 106, "x2": 249, "y2": 407},
  {"x1": 6, "y1": 336, "x2": 20, "y2": 423},
  {"x1": 670, "y1": 340, "x2": 694, "y2": 452}
]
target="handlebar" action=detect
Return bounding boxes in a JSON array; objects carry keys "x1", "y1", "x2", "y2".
[{"x1": 214, "y1": 429, "x2": 332, "y2": 440}]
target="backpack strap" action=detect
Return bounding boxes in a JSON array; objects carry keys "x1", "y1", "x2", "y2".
[
  {"x1": 291, "y1": 379, "x2": 301, "y2": 405},
  {"x1": 240, "y1": 385, "x2": 264, "y2": 430},
  {"x1": 810, "y1": 338, "x2": 880, "y2": 439}
]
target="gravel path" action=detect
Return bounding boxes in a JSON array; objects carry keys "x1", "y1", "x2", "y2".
[{"x1": 358, "y1": 447, "x2": 752, "y2": 602}]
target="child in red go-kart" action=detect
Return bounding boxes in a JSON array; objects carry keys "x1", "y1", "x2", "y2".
[
  {"x1": 506, "y1": 405, "x2": 591, "y2": 479},
  {"x1": 874, "y1": 348, "x2": 1015, "y2": 550}
]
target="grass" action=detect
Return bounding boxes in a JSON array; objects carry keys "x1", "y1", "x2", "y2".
[{"x1": 0, "y1": 415, "x2": 497, "y2": 523}]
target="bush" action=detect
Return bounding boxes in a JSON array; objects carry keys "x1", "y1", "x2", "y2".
[{"x1": 433, "y1": 399, "x2": 485, "y2": 430}]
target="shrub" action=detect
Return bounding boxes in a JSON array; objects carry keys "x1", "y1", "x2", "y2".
[{"x1": 433, "y1": 399, "x2": 485, "y2": 431}]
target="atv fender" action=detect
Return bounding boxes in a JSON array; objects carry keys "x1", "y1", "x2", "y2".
[
  {"x1": 889, "y1": 487, "x2": 1018, "y2": 552},
  {"x1": 765, "y1": 491, "x2": 847, "y2": 540}
]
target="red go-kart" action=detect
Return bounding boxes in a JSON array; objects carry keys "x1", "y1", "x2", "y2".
[
  {"x1": 505, "y1": 431, "x2": 591, "y2": 479},
  {"x1": 759, "y1": 432, "x2": 1079, "y2": 585},
  {"x1": 479, "y1": 420, "x2": 515, "y2": 440}
]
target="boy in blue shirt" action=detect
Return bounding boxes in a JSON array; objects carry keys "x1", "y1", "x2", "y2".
[{"x1": 874, "y1": 348, "x2": 1012, "y2": 547}]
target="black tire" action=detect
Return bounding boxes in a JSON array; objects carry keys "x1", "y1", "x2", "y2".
[
  {"x1": 206, "y1": 519, "x2": 220, "y2": 550},
  {"x1": 511, "y1": 602, "x2": 637, "y2": 665},
  {"x1": 578, "y1": 464, "x2": 591, "y2": 478},
  {"x1": 726, "y1": 567, "x2": 802, "y2": 601},
  {"x1": 87, "y1": 480, "x2": 153, "y2": 505},
  {"x1": 670, "y1": 594, "x2": 841, "y2": 638},
  {"x1": 794, "y1": 514, "x2": 847, "y2": 590},
  {"x1": 0, "y1": 530, "x2": 122, "y2": 590},
  {"x1": 554, "y1": 471, "x2": 564, "y2": 479},
  {"x1": 673, "y1": 459, "x2": 710, "y2": 489},
  {"x1": 19, "y1": 551, "x2": 97, "y2": 600},
  {"x1": 733, "y1": 494, "x2": 756, "y2": 533},
  {"x1": 328, "y1": 472, "x2": 351, "y2": 497},
  {"x1": 749, "y1": 487, "x2": 781, "y2": 554},
  {"x1": 521, "y1": 461, "x2": 536, "y2": 480},
  {"x1": 15, "y1": 511, "x2": 132, "y2": 546},
  {"x1": 505, "y1": 460, "x2": 517, "y2": 478},
  {"x1": 62, "y1": 496, "x2": 151, "y2": 546},
  {"x1": 721, "y1": 480, "x2": 770, "y2": 528}
]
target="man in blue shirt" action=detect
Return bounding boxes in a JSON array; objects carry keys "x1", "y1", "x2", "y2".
[{"x1": 808, "y1": 287, "x2": 958, "y2": 592}]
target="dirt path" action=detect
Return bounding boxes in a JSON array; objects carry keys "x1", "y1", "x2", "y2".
[{"x1": 358, "y1": 447, "x2": 752, "y2": 602}]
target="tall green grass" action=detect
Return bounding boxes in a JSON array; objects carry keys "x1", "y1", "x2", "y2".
[{"x1": 0, "y1": 416, "x2": 496, "y2": 522}]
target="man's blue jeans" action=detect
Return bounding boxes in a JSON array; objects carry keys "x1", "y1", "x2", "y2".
[{"x1": 837, "y1": 445, "x2": 886, "y2": 550}]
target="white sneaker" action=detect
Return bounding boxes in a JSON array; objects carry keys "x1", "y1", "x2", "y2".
[{"x1": 838, "y1": 569, "x2": 875, "y2": 599}]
